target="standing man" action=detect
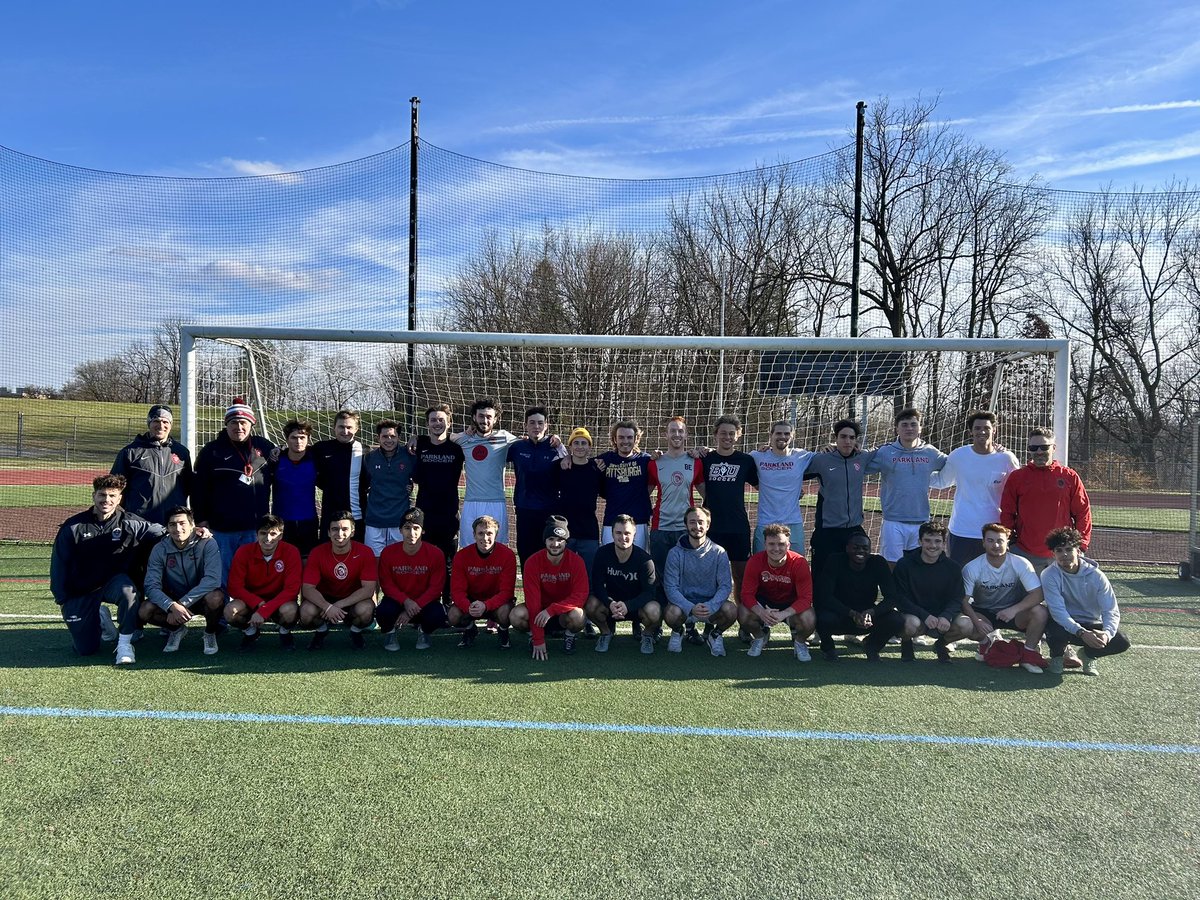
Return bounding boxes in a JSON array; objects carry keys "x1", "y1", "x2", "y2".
[
  {"x1": 192, "y1": 398, "x2": 275, "y2": 586},
  {"x1": 648, "y1": 417, "x2": 698, "y2": 604},
  {"x1": 455, "y1": 398, "x2": 521, "y2": 548},
  {"x1": 511, "y1": 516, "x2": 589, "y2": 660},
  {"x1": 123, "y1": 505, "x2": 225, "y2": 664},
  {"x1": 299, "y1": 511, "x2": 378, "y2": 650},
  {"x1": 413, "y1": 403, "x2": 464, "y2": 602},
  {"x1": 695, "y1": 414, "x2": 759, "y2": 608},
  {"x1": 749, "y1": 420, "x2": 814, "y2": 555},
  {"x1": 224, "y1": 514, "x2": 303, "y2": 651},
  {"x1": 554, "y1": 426, "x2": 604, "y2": 588},
  {"x1": 596, "y1": 419, "x2": 654, "y2": 549},
  {"x1": 931, "y1": 410, "x2": 1020, "y2": 567},
  {"x1": 739, "y1": 523, "x2": 816, "y2": 661},
  {"x1": 1040, "y1": 527, "x2": 1131, "y2": 677},
  {"x1": 866, "y1": 408, "x2": 948, "y2": 567},
  {"x1": 315, "y1": 409, "x2": 366, "y2": 540},
  {"x1": 960, "y1": 523, "x2": 1049, "y2": 674},
  {"x1": 662, "y1": 507, "x2": 737, "y2": 657},
  {"x1": 813, "y1": 533, "x2": 904, "y2": 661},
  {"x1": 891, "y1": 522, "x2": 973, "y2": 662},
  {"x1": 510, "y1": 406, "x2": 568, "y2": 566},
  {"x1": 447, "y1": 515, "x2": 517, "y2": 649},
  {"x1": 1001, "y1": 426, "x2": 1092, "y2": 574},
  {"x1": 585, "y1": 514, "x2": 660, "y2": 654},
  {"x1": 50, "y1": 474, "x2": 165, "y2": 658},
  {"x1": 273, "y1": 419, "x2": 320, "y2": 558},
  {"x1": 377, "y1": 508, "x2": 447, "y2": 652},
  {"x1": 111, "y1": 404, "x2": 193, "y2": 525},
  {"x1": 361, "y1": 418, "x2": 418, "y2": 555},
  {"x1": 808, "y1": 419, "x2": 874, "y2": 579}
]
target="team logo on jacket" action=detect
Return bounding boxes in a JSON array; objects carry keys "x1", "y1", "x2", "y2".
[
  {"x1": 167, "y1": 556, "x2": 177, "y2": 569},
  {"x1": 334, "y1": 562, "x2": 349, "y2": 580},
  {"x1": 1057, "y1": 478, "x2": 1066, "y2": 488},
  {"x1": 274, "y1": 560, "x2": 285, "y2": 573},
  {"x1": 111, "y1": 528, "x2": 123, "y2": 541}
]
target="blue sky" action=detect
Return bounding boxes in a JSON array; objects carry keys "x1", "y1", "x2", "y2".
[{"x1": 3, "y1": 0, "x2": 1199, "y2": 188}]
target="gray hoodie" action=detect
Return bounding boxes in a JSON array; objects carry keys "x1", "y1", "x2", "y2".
[
  {"x1": 1040, "y1": 557, "x2": 1120, "y2": 636},
  {"x1": 664, "y1": 535, "x2": 733, "y2": 614},
  {"x1": 866, "y1": 441, "x2": 947, "y2": 524},
  {"x1": 144, "y1": 533, "x2": 222, "y2": 611}
]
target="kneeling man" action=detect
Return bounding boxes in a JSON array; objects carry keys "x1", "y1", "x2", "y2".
[
  {"x1": 739, "y1": 523, "x2": 816, "y2": 661},
  {"x1": 377, "y1": 508, "x2": 448, "y2": 651},
  {"x1": 511, "y1": 516, "x2": 589, "y2": 660},
  {"x1": 663, "y1": 507, "x2": 736, "y2": 657},
  {"x1": 300, "y1": 511, "x2": 378, "y2": 650},
  {"x1": 585, "y1": 514, "x2": 660, "y2": 654},
  {"x1": 225, "y1": 514, "x2": 303, "y2": 650}
]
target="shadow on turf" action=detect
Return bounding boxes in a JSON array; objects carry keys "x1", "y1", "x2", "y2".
[{"x1": 0, "y1": 625, "x2": 1061, "y2": 692}]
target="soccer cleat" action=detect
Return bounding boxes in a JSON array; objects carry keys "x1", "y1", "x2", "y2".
[
  {"x1": 640, "y1": 633, "x2": 655, "y2": 655},
  {"x1": 163, "y1": 627, "x2": 187, "y2": 654},
  {"x1": 279, "y1": 631, "x2": 295, "y2": 650},
  {"x1": 238, "y1": 630, "x2": 260, "y2": 653},
  {"x1": 1019, "y1": 647, "x2": 1045, "y2": 674},
  {"x1": 667, "y1": 630, "x2": 684, "y2": 653},
  {"x1": 1048, "y1": 655, "x2": 1065, "y2": 675},
  {"x1": 497, "y1": 626, "x2": 511, "y2": 650},
  {"x1": 793, "y1": 640, "x2": 811, "y2": 662},
  {"x1": 383, "y1": 630, "x2": 400, "y2": 652},
  {"x1": 308, "y1": 629, "x2": 328, "y2": 651},
  {"x1": 563, "y1": 631, "x2": 578, "y2": 654},
  {"x1": 708, "y1": 633, "x2": 726, "y2": 658},
  {"x1": 350, "y1": 630, "x2": 366, "y2": 650},
  {"x1": 1082, "y1": 656, "x2": 1100, "y2": 677},
  {"x1": 98, "y1": 605, "x2": 119, "y2": 642},
  {"x1": 114, "y1": 642, "x2": 135, "y2": 666},
  {"x1": 900, "y1": 639, "x2": 915, "y2": 662},
  {"x1": 202, "y1": 632, "x2": 219, "y2": 656},
  {"x1": 458, "y1": 623, "x2": 478, "y2": 648},
  {"x1": 415, "y1": 630, "x2": 431, "y2": 651},
  {"x1": 1063, "y1": 647, "x2": 1083, "y2": 669},
  {"x1": 595, "y1": 633, "x2": 612, "y2": 653},
  {"x1": 684, "y1": 624, "x2": 705, "y2": 646},
  {"x1": 747, "y1": 636, "x2": 766, "y2": 658}
]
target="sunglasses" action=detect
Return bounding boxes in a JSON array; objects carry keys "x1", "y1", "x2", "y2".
[{"x1": 1027, "y1": 444, "x2": 1053, "y2": 452}]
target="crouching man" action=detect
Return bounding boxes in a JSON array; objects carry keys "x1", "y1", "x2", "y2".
[
  {"x1": 663, "y1": 507, "x2": 736, "y2": 657},
  {"x1": 119, "y1": 505, "x2": 224, "y2": 664},
  {"x1": 447, "y1": 515, "x2": 516, "y2": 649},
  {"x1": 814, "y1": 533, "x2": 905, "y2": 662},
  {"x1": 299, "y1": 511, "x2": 378, "y2": 650},
  {"x1": 585, "y1": 514, "x2": 660, "y2": 654},
  {"x1": 224, "y1": 514, "x2": 303, "y2": 651},
  {"x1": 511, "y1": 516, "x2": 589, "y2": 660},
  {"x1": 891, "y1": 522, "x2": 974, "y2": 663},
  {"x1": 377, "y1": 508, "x2": 448, "y2": 651},
  {"x1": 739, "y1": 523, "x2": 816, "y2": 661},
  {"x1": 1041, "y1": 527, "x2": 1131, "y2": 677}
]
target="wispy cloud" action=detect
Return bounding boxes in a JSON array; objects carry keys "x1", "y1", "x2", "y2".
[
  {"x1": 1078, "y1": 100, "x2": 1200, "y2": 115},
  {"x1": 1021, "y1": 133, "x2": 1200, "y2": 181}
]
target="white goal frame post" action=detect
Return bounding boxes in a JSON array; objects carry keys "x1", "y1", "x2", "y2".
[{"x1": 179, "y1": 326, "x2": 1070, "y2": 466}]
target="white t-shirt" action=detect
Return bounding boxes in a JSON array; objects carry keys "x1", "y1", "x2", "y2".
[
  {"x1": 750, "y1": 448, "x2": 813, "y2": 526},
  {"x1": 962, "y1": 553, "x2": 1040, "y2": 611},
  {"x1": 456, "y1": 430, "x2": 519, "y2": 503},
  {"x1": 932, "y1": 446, "x2": 1019, "y2": 538}
]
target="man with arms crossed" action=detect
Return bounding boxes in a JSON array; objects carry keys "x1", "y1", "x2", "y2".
[
  {"x1": 50, "y1": 474, "x2": 165, "y2": 658},
  {"x1": 814, "y1": 533, "x2": 904, "y2": 661},
  {"x1": 663, "y1": 507, "x2": 736, "y2": 657},
  {"x1": 511, "y1": 516, "x2": 589, "y2": 660},
  {"x1": 739, "y1": 523, "x2": 816, "y2": 661},
  {"x1": 111, "y1": 404, "x2": 193, "y2": 525},
  {"x1": 960, "y1": 523, "x2": 1049, "y2": 674},
  {"x1": 585, "y1": 514, "x2": 660, "y2": 655},
  {"x1": 119, "y1": 505, "x2": 224, "y2": 664},
  {"x1": 377, "y1": 508, "x2": 447, "y2": 651},
  {"x1": 360, "y1": 418, "x2": 418, "y2": 555},
  {"x1": 891, "y1": 522, "x2": 973, "y2": 662},
  {"x1": 1040, "y1": 527, "x2": 1130, "y2": 677},
  {"x1": 866, "y1": 408, "x2": 948, "y2": 566},
  {"x1": 447, "y1": 515, "x2": 516, "y2": 649},
  {"x1": 300, "y1": 511, "x2": 378, "y2": 650},
  {"x1": 596, "y1": 419, "x2": 653, "y2": 549},
  {"x1": 749, "y1": 421, "x2": 813, "y2": 554},
  {"x1": 225, "y1": 514, "x2": 303, "y2": 651}
]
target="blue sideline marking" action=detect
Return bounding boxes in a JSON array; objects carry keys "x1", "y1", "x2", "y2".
[{"x1": 1, "y1": 705, "x2": 1197, "y2": 756}]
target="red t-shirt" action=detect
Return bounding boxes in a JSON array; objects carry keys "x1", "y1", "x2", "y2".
[
  {"x1": 522, "y1": 548, "x2": 589, "y2": 645},
  {"x1": 227, "y1": 540, "x2": 303, "y2": 619},
  {"x1": 740, "y1": 550, "x2": 813, "y2": 613},
  {"x1": 303, "y1": 541, "x2": 377, "y2": 601},
  {"x1": 378, "y1": 541, "x2": 446, "y2": 609},
  {"x1": 450, "y1": 543, "x2": 517, "y2": 614}
]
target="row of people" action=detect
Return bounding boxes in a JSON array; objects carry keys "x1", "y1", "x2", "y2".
[{"x1": 52, "y1": 473, "x2": 1126, "y2": 677}]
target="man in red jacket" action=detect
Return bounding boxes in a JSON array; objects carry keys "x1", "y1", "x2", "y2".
[
  {"x1": 1000, "y1": 427, "x2": 1092, "y2": 575},
  {"x1": 511, "y1": 516, "x2": 589, "y2": 660},
  {"x1": 447, "y1": 515, "x2": 517, "y2": 649},
  {"x1": 377, "y1": 508, "x2": 447, "y2": 651},
  {"x1": 224, "y1": 514, "x2": 303, "y2": 650}
]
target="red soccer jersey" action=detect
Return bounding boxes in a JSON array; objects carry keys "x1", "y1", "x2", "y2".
[
  {"x1": 228, "y1": 540, "x2": 303, "y2": 620},
  {"x1": 303, "y1": 541, "x2": 377, "y2": 600},
  {"x1": 1000, "y1": 462, "x2": 1092, "y2": 558},
  {"x1": 450, "y1": 543, "x2": 518, "y2": 614},
  {"x1": 740, "y1": 550, "x2": 813, "y2": 614},
  {"x1": 378, "y1": 541, "x2": 446, "y2": 609},
  {"x1": 522, "y1": 548, "x2": 589, "y2": 646}
]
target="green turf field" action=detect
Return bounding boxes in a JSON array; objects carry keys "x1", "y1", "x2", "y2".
[{"x1": 1, "y1": 544, "x2": 1197, "y2": 899}]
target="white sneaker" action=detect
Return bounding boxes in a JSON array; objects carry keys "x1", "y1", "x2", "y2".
[
  {"x1": 793, "y1": 640, "x2": 811, "y2": 662},
  {"x1": 595, "y1": 633, "x2": 612, "y2": 653},
  {"x1": 114, "y1": 642, "x2": 135, "y2": 666},
  {"x1": 640, "y1": 633, "x2": 655, "y2": 655},
  {"x1": 747, "y1": 636, "x2": 766, "y2": 658},
  {"x1": 383, "y1": 630, "x2": 400, "y2": 652},
  {"x1": 202, "y1": 632, "x2": 219, "y2": 655},
  {"x1": 163, "y1": 627, "x2": 186, "y2": 653},
  {"x1": 98, "y1": 605, "x2": 118, "y2": 642},
  {"x1": 667, "y1": 630, "x2": 684, "y2": 653},
  {"x1": 708, "y1": 633, "x2": 726, "y2": 657}
]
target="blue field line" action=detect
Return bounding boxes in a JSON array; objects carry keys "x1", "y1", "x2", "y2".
[{"x1": 2, "y1": 704, "x2": 1197, "y2": 756}]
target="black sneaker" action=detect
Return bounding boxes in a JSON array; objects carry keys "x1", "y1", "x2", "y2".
[
  {"x1": 238, "y1": 631, "x2": 260, "y2": 652},
  {"x1": 581, "y1": 621, "x2": 597, "y2": 640},
  {"x1": 900, "y1": 639, "x2": 915, "y2": 662},
  {"x1": 458, "y1": 623, "x2": 478, "y2": 648},
  {"x1": 822, "y1": 647, "x2": 839, "y2": 662},
  {"x1": 685, "y1": 625, "x2": 705, "y2": 646},
  {"x1": 497, "y1": 626, "x2": 511, "y2": 650},
  {"x1": 864, "y1": 647, "x2": 881, "y2": 662},
  {"x1": 308, "y1": 629, "x2": 328, "y2": 651},
  {"x1": 631, "y1": 619, "x2": 644, "y2": 640},
  {"x1": 737, "y1": 625, "x2": 753, "y2": 644},
  {"x1": 350, "y1": 630, "x2": 366, "y2": 649},
  {"x1": 935, "y1": 641, "x2": 952, "y2": 664},
  {"x1": 279, "y1": 632, "x2": 295, "y2": 651},
  {"x1": 563, "y1": 631, "x2": 578, "y2": 654}
]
